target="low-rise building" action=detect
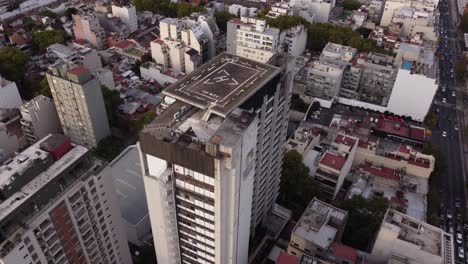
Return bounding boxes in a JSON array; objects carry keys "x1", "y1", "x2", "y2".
[
  {"x1": 287, "y1": 198, "x2": 348, "y2": 259},
  {"x1": 0, "y1": 77, "x2": 22, "y2": 109},
  {"x1": 19, "y1": 95, "x2": 62, "y2": 144},
  {"x1": 372, "y1": 209, "x2": 454, "y2": 264},
  {"x1": 290, "y1": 0, "x2": 336, "y2": 23}
]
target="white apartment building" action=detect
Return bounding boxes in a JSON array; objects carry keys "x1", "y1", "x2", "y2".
[
  {"x1": 372, "y1": 209, "x2": 454, "y2": 264},
  {"x1": 267, "y1": 3, "x2": 294, "y2": 18},
  {"x1": 302, "y1": 60, "x2": 344, "y2": 101},
  {"x1": 281, "y1": 25, "x2": 308, "y2": 57},
  {"x1": 0, "y1": 134, "x2": 132, "y2": 264},
  {"x1": 111, "y1": 5, "x2": 138, "y2": 33},
  {"x1": 228, "y1": 4, "x2": 257, "y2": 17},
  {"x1": 226, "y1": 17, "x2": 280, "y2": 63},
  {"x1": 0, "y1": 76, "x2": 22, "y2": 109},
  {"x1": 20, "y1": 95, "x2": 62, "y2": 144},
  {"x1": 139, "y1": 53, "x2": 291, "y2": 264},
  {"x1": 287, "y1": 198, "x2": 348, "y2": 260},
  {"x1": 150, "y1": 17, "x2": 214, "y2": 75},
  {"x1": 290, "y1": 0, "x2": 336, "y2": 23},
  {"x1": 46, "y1": 61, "x2": 110, "y2": 148}
]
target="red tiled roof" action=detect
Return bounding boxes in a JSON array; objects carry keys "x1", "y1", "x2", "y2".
[
  {"x1": 399, "y1": 145, "x2": 411, "y2": 154},
  {"x1": 375, "y1": 120, "x2": 410, "y2": 138},
  {"x1": 276, "y1": 252, "x2": 298, "y2": 264},
  {"x1": 74, "y1": 39, "x2": 87, "y2": 45},
  {"x1": 391, "y1": 196, "x2": 407, "y2": 206},
  {"x1": 363, "y1": 161, "x2": 400, "y2": 182},
  {"x1": 115, "y1": 40, "x2": 133, "y2": 49},
  {"x1": 334, "y1": 134, "x2": 357, "y2": 146},
  {"x1": 68, "y1": 65, "x2": 88, "y2": 76},
  {"x1": 153, "y1": 38, "x2": 164, "y2": 45},
  {"x1": 331, "y1": 242, "x2": 358, "y2": 263},
  {"x1": 409, "y1": 126, "x2": 425, "y2": 141},
  {"x1": 320, "y1": 152, "x2": 346, "y2": 171}
]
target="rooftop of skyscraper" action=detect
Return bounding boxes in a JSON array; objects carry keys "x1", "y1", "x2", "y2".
[{"x1": 163, "y1": 52, "x2": 279, "y2": 117}]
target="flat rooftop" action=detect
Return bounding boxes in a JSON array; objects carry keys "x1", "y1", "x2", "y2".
[
  {"x1": 163, "y1": 52, "x2": 280, "y2": 117},
  {"x1": 0, "y1": 136, "x2": 89, "y2": 221},
  {"x1": 292, "y1": 198, "x2": 347, "y2": 249}
]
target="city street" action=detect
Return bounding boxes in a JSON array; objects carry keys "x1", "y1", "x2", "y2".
[{"x1": 431, "y1": 0, "x2": 466, "y2": 261}]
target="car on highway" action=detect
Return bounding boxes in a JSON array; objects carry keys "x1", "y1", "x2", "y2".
[
  {"x1": 448, "y1": 210, "x2": 453, "y2": 218},
  {"x1": 458, "y1": 233, "x2": 463, "y2": 244},
  {"x1": 453, "y1": 91, "x2": 456, "y2": 97},
  {"x1": 442, "y1": 86, "x2": 446, "y2": 92},
  {"x1": 456, "y1": 199, "x2": 461, "y2": 208},
  {"x1": 443, "y1": 131, "x2": 447, "y2": 137},
  {"x1": 459, "y1": 247, "x2": 465, "y2": 259},
  {"x1": 455, "y1": 125, "x2": 459, "y2": 131},
  {"x1": 442, "y1": 98, "x2": 447, "y2": 103}
]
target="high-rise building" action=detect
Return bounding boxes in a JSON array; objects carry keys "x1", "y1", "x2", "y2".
[
  {"x1": 46, "y1": 61, "x2": 110, "y2": 148},
  {"x1": 0, "y1": 134, "x2": 132, "y2": 264},
  {"x1": 227, "y1": 17, "x2": 280, "y2": 63},
  {"x1": 72, "y1": 13, "x2": 106, "y2": 49},
  {"x1": 111, "y1": 4, "x2": 138, "y2": 33},
  {"x1": 20, "y1": 95, "x2": 62, "y2": 144},
  {"x1": 138, "y1": 53, "x2": 291, "y2": 264}
]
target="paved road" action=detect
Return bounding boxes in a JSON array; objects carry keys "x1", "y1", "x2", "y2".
[{"x1": 432, "y1": 0, "x2": 465, "y2": 261}]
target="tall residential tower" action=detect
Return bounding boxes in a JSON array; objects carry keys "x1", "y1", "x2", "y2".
[
  {"x1": 46, "y1": 62, "x2": 110, "y2": 148},
  {"x1": 139, "y1": 53, "x2": 291, "y2": 264}
]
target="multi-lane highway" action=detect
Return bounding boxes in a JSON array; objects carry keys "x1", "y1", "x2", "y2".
[{"x1": 431, "y1": 0, "x2": 465, "y2": 261}]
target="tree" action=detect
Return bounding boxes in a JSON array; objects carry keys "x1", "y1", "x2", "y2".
[
  {"x1": 426, "y1": 190, "x2": 440, "y2": 226},
  {"x1": 342, "y1": 0, "x2": 362, "y2": 10},
  {"x1": 278, "y1": 150, "x2": 321, "y2": 219},
  {"x1": 40, "y1": 10, "x2": 57, "y2": 19},
  {"x1": 101, "y1": 86, "x2": 124, "y2": 125},
  {"x1": 424, "y1": 112, "x2": 438, "y2": 127},
  {"x1": 214, "y1": 11, "x2": 236, "y2": 33},
  {"x1": 65, "y1": 7, "x2": 78, "y2": 19},
  {"x1": 422, "y1": 143, "x2": 447, "y2": 176},
  {"x1": 94, "y1": 136, "x2": 126, "y2": 160},
  {"x1": 0, "y1": 47, "x2": 30, "y2": 97},
  {"x1": 290, "y1": 94, "x2": 309, "y2": 112},
  {"x1": 340, "y1": 196, "x2": 389, "y2": 251},
  {"x1": 132, "y1": 111, "x2": 157, "y2": 131},
  {"x1": 455, "y1": 61, "x2": 466, "y2": 80},
  {"x1": 37, "y1": 77, "x2": 52, "y2": 97},
  {"x1": 356, "y1": 27, "x2": 372, "y2": 38},
  {"x1": 133, "y1": 0, "x2": 205, "y2": 18},
  {"x1": 33, "y1": 30, "x2": 65, "y2": 52},
  {"x1": 460, "y1": 13, "x2": 468, "y2": 33}
]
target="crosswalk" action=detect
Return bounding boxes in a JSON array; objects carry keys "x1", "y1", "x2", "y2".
[{"x1": 433, "y1": 100, "x2": 462, "y2": 110}]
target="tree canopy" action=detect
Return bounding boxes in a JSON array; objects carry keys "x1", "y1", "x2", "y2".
[
  {"x1": 94, "y1": 136, "x2": 127, "y2": 161},
  {"x1": 132, "y1": 110, "x2": 157, "y2": 131},
  {"x1": 259, "y1": 15, "x2": 392, "y2": 54},
  {"x1": 40, "y1": 10, "x2": 57, "y2": 19},
  {"x1": 101, "y1": 86, "x2": 124, "y2": 126},
  {"x1": 33, "y1": 30, "x2": 66, "y2": 52},
  {"x1": 342, "y1": 0, "x2": 362, "y2": 10},
  {"x1": 460, "y1": 13, "x2": 468, "y2": 33},
  {"x1": 0, "y1": 47, "x2": 30, "y2": 96},
  {"x1": 424, "y1": 112, "x2": 438, "y2": 127},
  {"x1": 214, "y1": 11, "x2": 236, "y2": 33},
  {"x1": 422, "y1": 143, "x2": 447, "y2": 176},
  {"x1": 290, "y1": 94, "x2": 309, "y2": 112},
  {"x1": 133, "y1": 0, "x2": 205, "y2": 18},
  {"x1": 37, "y1": 77, "x2": 52, "y2": 97},
  {"x1": 278, "y1": 150, "x2": 321, "y2": 220},
  {"x1": 339, "y1": 196, "x2": 389, "y2": 251}
]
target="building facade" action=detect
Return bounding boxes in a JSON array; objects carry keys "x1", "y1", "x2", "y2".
[
  {"x1": 138, "y1": 53, "x2": 291, "y2": 264},
  {"x1": 0, "y1": 134, "x2": 132, "y2": 264},
  {"x1": 0, "y1": 76, "x2": 22, "y2": 109},
  {"x1": 227, "y1": 17, "x2": 280, "y2": 63},
  {"x1": 111, "y1": 5, "x2": 138, "y2": 33},
  {"x1": 46, "y1": 62, "x2": 110, "y2": 148},
  {"x1": 72, "y1": 13, "x2": 106, "y2": 49},
  {"x1": 20, "y1": 95, "x2": 62, "y2": 144}
]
